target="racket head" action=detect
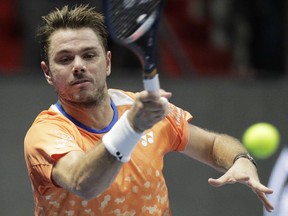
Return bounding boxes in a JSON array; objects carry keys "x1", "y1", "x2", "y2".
[{"x1": 103, "y1": 0, "x2": 165, "y2": 77}]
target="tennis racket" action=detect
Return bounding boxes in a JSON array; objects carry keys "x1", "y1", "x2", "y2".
[{"x1": 103, "y1": 0, "x2": 166, "y2": 95}]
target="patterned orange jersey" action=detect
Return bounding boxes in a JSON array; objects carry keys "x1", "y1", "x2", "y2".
[{"x1": 24, "y1": 89, "x2": 192, "y2": 216}]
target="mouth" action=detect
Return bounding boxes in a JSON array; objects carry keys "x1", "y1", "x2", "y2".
[{"x1": 71, "y1": 79, "x2": 90, "y2": 86}]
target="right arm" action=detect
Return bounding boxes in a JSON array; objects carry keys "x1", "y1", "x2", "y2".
[
  {"x1": 52, "y1": 143, "x2": 122, "y2": 200},
  {"x1": 52, "y1": 90, "x2": 171, "y2": 199}
]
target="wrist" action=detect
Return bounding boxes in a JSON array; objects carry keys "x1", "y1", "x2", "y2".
[
  {"x1": 233, "y1": 152, "x2": 257, "y2": 168},
  {"x1": 126, "y1": 111, "x2": 144, "y2": 133},
  {"x1": 102, "y1": 111, "x2": 143, "y2": 162}
]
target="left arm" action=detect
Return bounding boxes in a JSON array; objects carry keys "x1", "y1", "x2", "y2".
[{"x1": 182, "y1": 124, "x2": 274, "y2": 212}]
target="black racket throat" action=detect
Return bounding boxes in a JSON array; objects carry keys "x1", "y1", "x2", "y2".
[
  {"x1": 104, "y1": 0, "x2": 166, "y2": 92},
  {"x1": 104, "y1": 0, "x2": 163, "y2": 41}
]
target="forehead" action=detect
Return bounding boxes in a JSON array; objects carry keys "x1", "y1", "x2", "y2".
[{"x1": 49, "y1": 28, "x2": 103, "y2": 53}]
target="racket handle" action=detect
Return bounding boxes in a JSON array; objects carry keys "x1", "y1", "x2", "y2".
[{"x1": 143, "y1": 73, "x2": 160, "y2": 94}]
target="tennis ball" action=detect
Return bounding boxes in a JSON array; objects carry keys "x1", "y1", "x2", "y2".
[{"x1": 242, "y1": 123, "x2": 280, "y2": 159}]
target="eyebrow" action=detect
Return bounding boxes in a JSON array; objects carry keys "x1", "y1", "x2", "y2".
[{"x1": 55, "y1": 47, "x2": 98, "y2": 55}]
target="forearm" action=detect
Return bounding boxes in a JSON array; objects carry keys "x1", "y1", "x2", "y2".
[
  {"x1": 75, "y1": 144, "x2": 124, "y2": 197},
  {"x1": 211, "y1": 133, "x2": 247, "y2": 172},
  {"x1": 53, "y1": 144, "x2": 123, "y2": 200},
  {"x1": 183, "y1": 124, "x2": 248, "y2": 172}
]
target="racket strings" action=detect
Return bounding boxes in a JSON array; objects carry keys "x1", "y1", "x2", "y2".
[{"x1": 107, "y1": 1, "x2": 160, "y2": 39}]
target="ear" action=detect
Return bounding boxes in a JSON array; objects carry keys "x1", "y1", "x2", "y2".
[
  {"x1": 106, "y1": 51, "x2": 112, "y2": 77},
  {"x1": 41, "y1": 61, "x2": 53, "y2": 85}
]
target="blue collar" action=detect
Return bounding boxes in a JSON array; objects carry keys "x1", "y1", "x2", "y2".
[{"x1": 55, "y1": 100, "x2": 118, "y2": 134}]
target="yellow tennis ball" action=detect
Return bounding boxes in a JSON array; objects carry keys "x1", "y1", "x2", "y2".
[{"x1": 242, "y1": 123, "x2": 280, "y2": 159}]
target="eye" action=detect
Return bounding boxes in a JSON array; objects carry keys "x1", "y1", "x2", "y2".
[
  {"x1": 83, "y1": 52, "x2": 96, "y2": 60},
  {"x1": 58, "y1": 56, "x2": 73, "y2": 64}
]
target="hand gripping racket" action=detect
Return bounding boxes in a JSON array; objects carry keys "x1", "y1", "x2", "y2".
[{"x1": 103, "y1": 0, "x2": 166, "y2": 95}]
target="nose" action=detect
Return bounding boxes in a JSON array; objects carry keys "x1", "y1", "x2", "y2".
[{"x1": 73, "y1": 56, "x2": 86, "y2": 73}]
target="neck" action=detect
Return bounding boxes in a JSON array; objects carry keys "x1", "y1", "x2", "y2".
[{"x1": 58, "y1": 95, "x2": 114, "y2": 131}]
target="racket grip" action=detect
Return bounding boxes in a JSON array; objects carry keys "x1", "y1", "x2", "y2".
[{"x1": 143, "y1": 73, "x2": 160, "y2": 94}]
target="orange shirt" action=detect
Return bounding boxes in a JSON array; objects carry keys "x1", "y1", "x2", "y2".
[{"x1": 24, "y1": 89, "x2": 192, "y2": 215}]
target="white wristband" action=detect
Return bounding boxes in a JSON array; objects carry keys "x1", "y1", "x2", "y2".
[{"x1": 102, "y1": 111, "x2": 143, "y2": 162}]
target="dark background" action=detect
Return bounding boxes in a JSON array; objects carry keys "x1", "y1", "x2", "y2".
[{"x1": 1, "y1": 0, "x2": 287, "y2": 215}]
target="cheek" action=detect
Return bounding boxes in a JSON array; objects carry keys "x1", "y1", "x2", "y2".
[
  {"x1": 50, "y1": 63, "x2": 70, "y2": 78},
  {"x1": 50, "y1": 68, "x2": 70, "y2": 88},
  {"x1": 90, "y1": 62, "x2": 108, "y2": 79},
  {"x1": 52, "y1": 78, "x2": 66, "y2": 94}
]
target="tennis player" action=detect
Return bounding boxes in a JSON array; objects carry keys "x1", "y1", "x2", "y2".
[{"x1": 24, "y1": 5, "x2": 274, "y2": 215}]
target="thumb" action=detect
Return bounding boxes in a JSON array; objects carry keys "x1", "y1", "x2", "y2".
[
  {"x1": 208, "y1": 177, "x2": 226, "y2": 187},
  {"x1": 208, "y1": 174, "x2": 237, "y2": 187}
]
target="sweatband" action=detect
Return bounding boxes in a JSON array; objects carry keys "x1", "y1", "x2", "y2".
[{"x1": 102, "y1": 111, "x2": 143, "y2": 162}]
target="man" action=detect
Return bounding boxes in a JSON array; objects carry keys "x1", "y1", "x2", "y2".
[{"x1": 24, "y1": 5, "x2": 273, "y2": 215}]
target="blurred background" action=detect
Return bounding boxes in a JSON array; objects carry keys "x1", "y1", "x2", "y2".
[{"x1": 1, "y1": 0, "x2": 287, "y2": 215}]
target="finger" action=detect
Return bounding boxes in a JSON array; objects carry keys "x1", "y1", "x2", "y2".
[
  {"x1": 208, "y1": 177, "x2": 236, "y2": 187},
  {"x1": 160, "y1": 97, "x2": 170, "y2": 116},
  {"x1": 208, "y1": 172, "x2": 252, "y2": 187},
  {"x1": 255, "y1": 191, "x2": 274, "y2": 212},
  {"x1": 240, "y1": 175, "x2": 273, "y2": 193},
  {"x1": 246, "y1": 180, "x2": 274, "y2": 212},
  {"x1": 248, "y1": 181, "x2": 274, "y2": 194},
  {"x1": 237, "y1": 177, "x2": 274, "y2": 212},
  {"x1": 208, "y1": 176, "x2": 236, "y2": 187},
  {"x1": 208, "y1": 178, "x2": 225, "y2": 187},
  {"x1": 159, "y1": 89, "x2": 172, "y2": 99},
  {"x1": 139, "y1": 89, "x2": 172, "y2": 102},
  {"x1": 139, "y1": 97, "x2": 169, "y2": 113},
  {"x1": 160, "y1": 96, "x2": 169, "y2": 106},
  {"x1": 135, "y1": 91, "x2": 156, "y2": 104}
]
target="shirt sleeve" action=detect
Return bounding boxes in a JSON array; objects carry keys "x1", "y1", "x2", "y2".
[
  {"x1": 24, "y1": 113, "x2": 83, "y2": 194},
  {"x1": 164, "y1": 103, "x2": 192, "y2": 152}
]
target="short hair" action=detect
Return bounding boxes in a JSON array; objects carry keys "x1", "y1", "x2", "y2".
[{"x1": 37, "y1": 4, "x2": 109, "y2": 63}]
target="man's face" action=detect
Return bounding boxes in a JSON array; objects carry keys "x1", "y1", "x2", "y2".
[{"x1": 42, "y1": 28, "x2": 111, "y2": 107}]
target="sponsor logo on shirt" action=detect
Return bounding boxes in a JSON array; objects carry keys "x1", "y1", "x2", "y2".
[{"x1": 140, "y1": 131, "x2": 154, "y2": 147}]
